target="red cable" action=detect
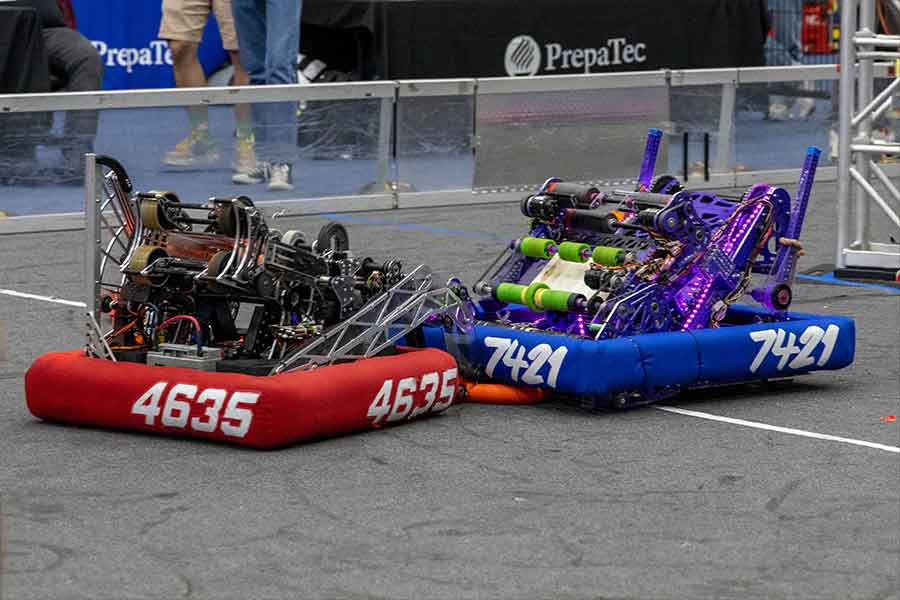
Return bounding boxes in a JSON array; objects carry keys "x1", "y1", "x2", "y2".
[{"x1": 156, "y1": 315, "x2": 204, "y2": 354}]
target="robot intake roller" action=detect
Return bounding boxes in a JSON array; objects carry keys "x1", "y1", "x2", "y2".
[
  {"x1": 514, "y1": 237, "x2": 627, "y2": 266},
  {"x1": 476, "y1": 281, "x2": 589, "y2": 314}
]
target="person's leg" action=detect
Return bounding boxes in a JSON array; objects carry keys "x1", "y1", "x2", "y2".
[
  {"x1": 160, "y1": 0, "x2": 219, "y2": 164},
  {"x1": 231, "y1": 0, "x2": 272, "y2": 184},
  {"x1": 169, "y1": 40, "x2": 208, "y2": 122},
  {"x1": 42, "y1": 26, "x2": 103, "y2": 175},
  {"x1": 263, "y1": 0, "x2": 300, "y2": 86},
  {"x1": 230, "y1": 0, "x2": 267, "y2": 85},
  {"x1": 228, "y1": 50, "x2": 252, "y2": 136},
  {"x1": 774, "y1": 0, "x2": 803, "y2": 66},
  {"x1": 214, "y1": 0, "x2": 251, "y2": 136},
  {"x1": 227, "y1": 49, "x2": 259, "y2": 174},
  {"x1": 215, "y1": 0, "x2": 256, "y2": 175},
  {"x1": 263, "y1": 0, "x2": 302, "y2": 190},
  {"x1": 767, "y1": 0, "x2": 808, "y2": 119}
]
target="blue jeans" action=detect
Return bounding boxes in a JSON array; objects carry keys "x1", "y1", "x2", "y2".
[
  {"x1": 766, "y1": 0, "x2": 803, "y2": 66},
  {"x1": 231, "y1": 0, "x2": 302, "y2": 164}
]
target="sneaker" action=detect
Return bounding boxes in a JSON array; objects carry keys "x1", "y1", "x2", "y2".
[
  {"x1": 268, "y1": 162, "x2": 293, "y2": 191},
  {"x1": 232, "y1": 160, "x2": 270, "y2": 185},
  {"x1": 789, "y1": 98, "x2": 816, "y2": 120},
  {"x1": 163, "y1": 128, "x2": 220, "y2": 167},
  {"x1": 768, "y1": 102, "x2": 790, "y2": 121},
  {"x1": 232, "y1": 134, "x2": 258, "y2": 177}
]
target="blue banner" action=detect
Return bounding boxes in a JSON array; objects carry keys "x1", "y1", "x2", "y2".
[{"x1": 71, "y1": 0, "x2": 228, "y2": 90}]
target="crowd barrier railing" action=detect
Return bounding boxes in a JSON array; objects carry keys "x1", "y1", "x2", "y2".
[{"x1": 0, "y1": 64, "x2": 896, "y2": 237}]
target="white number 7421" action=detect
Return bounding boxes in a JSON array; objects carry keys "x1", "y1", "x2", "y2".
[
  {"x1": 483, "y1": 337, "x2": 567, "y2": 388},
  {"x1": 749, "y1": 324, "x2": 840, "y2": 373}
]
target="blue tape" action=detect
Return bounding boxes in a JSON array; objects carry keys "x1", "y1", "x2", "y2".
[
  {"x1": 322, "y1": 214, "x2": 506, "y2": 241},
  {"x1": 797, "y1": 273, "x2": 900, "y2": 294}
]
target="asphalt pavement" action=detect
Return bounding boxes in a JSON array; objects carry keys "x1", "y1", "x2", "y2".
[{"x1": 0, "y1": 182, "x2": 898, "y2": 600}]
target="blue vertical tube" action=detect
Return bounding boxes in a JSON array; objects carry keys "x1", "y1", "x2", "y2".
[{"x1": 637, "y1": 128, "x2": 663, "y2": 191}]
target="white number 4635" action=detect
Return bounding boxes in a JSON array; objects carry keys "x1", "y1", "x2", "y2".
[
  {"x1": 749, "y1": 324, "x2": 840, "y2": 373},
  {"x1": 367, "y1": 368, "x2": 457, "y2": 426},
  {"x1": 131, "y1": 382, "x2": 259, "y2": 439}
]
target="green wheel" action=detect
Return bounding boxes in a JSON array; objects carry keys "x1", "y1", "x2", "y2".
[
  {"x1": 558, "y1": 241, "x2": 590, "y2": 263},
  {"x1": 592, "y1": 246, "x2": 626, "y2": 266},
  {"x1": 519, "y1": 237, "x2": 555, "y2": 259}
]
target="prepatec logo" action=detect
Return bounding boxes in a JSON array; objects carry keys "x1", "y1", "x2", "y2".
[
  {"x1": 505, "y1": 35, "x2": 542, "y2": 77},
  {"x1": 91, "y1": 40, "x2": 173, "y2": 74},
  {"x1": 504, "y1": 35, "x2": 648, "y2": 77}
]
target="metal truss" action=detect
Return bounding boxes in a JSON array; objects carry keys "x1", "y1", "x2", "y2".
[
  {"x1": 272, "y1": 265, "x2": 474, "y2": 374},
  {"x1": 836, "y1": 0, "x2": 900, "y2": 271}
]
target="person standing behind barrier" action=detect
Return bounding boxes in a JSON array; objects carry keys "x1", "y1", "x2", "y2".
[
  {"x1": 766, "y1": 0, "x2": 816, "y2": 120},
  {"x1": 23, "y1": 0, "x2": 103, "y2": 182},
  {"x1": 159, "y1": 0, "x2": 256, "y2": 178},
  {"x1": 230, "y1": 0, "x2": 302, "y2": 191}
]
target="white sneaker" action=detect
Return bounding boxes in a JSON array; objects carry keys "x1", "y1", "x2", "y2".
[
  {"x1": 267, "y1": 163, "x2": 294, "y2": 191},
  {"x1": 232, "y1": 161, "x2": 270, "y2": 185},
  {"x1": 789, "y1": 98, "x2": 816, "y2": 120},
  {"x1": 768, "y1": 102, "x2": 790, "y2": 121}
]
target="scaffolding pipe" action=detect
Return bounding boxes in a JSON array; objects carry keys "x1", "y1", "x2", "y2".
[
  {"x1": 855, "y1": 2, "x2": 876, "y2": 249},
  {"x1": 836, "y1": 0, "x2": 856, "y2": 267},
  {"x1": 836, "y1": 0, "x2": 900, "y2": 271}
]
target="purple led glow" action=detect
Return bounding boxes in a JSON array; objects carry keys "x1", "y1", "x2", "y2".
[
  {"x1": 680, "y1": 270, "x2": 714, "y2": 330},
  {"x1": 720, "y1": 203, "x2": 765, "y2": 258},
  {"x1": 674, "y1": 282, "x2": 697, "y2": 314},
  {"x1": 575, "y1": 315, "x2": 587, "y2": 337}
]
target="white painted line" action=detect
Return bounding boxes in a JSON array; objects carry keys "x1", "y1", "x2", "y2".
[
  {"x1": 656, "y1": 406, "x2": 900, "y2": 454},
  {"x1": 0, "y1": 289, "x2": 86, "y2": 308}
]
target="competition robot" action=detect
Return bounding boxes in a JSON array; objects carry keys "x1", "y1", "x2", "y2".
[{"x1": 420, "y1": 129, "x2": 855, "y2": 407}]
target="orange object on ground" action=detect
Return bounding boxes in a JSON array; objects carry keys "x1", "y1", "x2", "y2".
[{"x1": 462, "y1": 380, "x2": 546, "y2": 405}]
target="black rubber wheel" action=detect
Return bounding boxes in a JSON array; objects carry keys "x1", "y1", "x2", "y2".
[
  {"x1": 649, "y1": 175, "x2": 684, "y2": 195},
  {"x1": 205, "y1": 250, "x2": 233, "y2": 293},
  {"x1": 314, "y1": 221, "x2": 350, "y2": 255},
  {"x1": 217, "y1": 197, "x2": 253, "y2": 237},
  {"x1": 770, "y1": 284, "x2": 793, "y2": 311},
  {"x1": 254, "y1": 271, "x2": 276, "y2": 298}
]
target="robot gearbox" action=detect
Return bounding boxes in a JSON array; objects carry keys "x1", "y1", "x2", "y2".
[{"x1": 25, "y1": 156, "x2": 473, "y2": 448}]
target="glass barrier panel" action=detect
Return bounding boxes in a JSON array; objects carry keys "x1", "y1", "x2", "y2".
[
  {"x1": 666, "y1": 84, "x2": 735, "y2": 181},
  {"x1": 474, "y1": 86, "x2": 669, "y2": 190},
  {"x1": 733, "y1": 79, "x2": 837, "y2": 172},
  {"x1": 0, "y1": 96, "x2": 390, "y2": 217},
  {"x1": 396, "y1": 94, "x2": 474, "y2": 192}
]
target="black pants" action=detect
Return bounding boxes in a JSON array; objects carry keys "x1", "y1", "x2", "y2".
[{"x1": 43, "y1": 26, "x2": 103, "y2": 159}]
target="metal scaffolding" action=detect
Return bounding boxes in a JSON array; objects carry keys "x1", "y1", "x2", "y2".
[{"x1": 836, "y1": 0, "x2": 900, "y2": 273}]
